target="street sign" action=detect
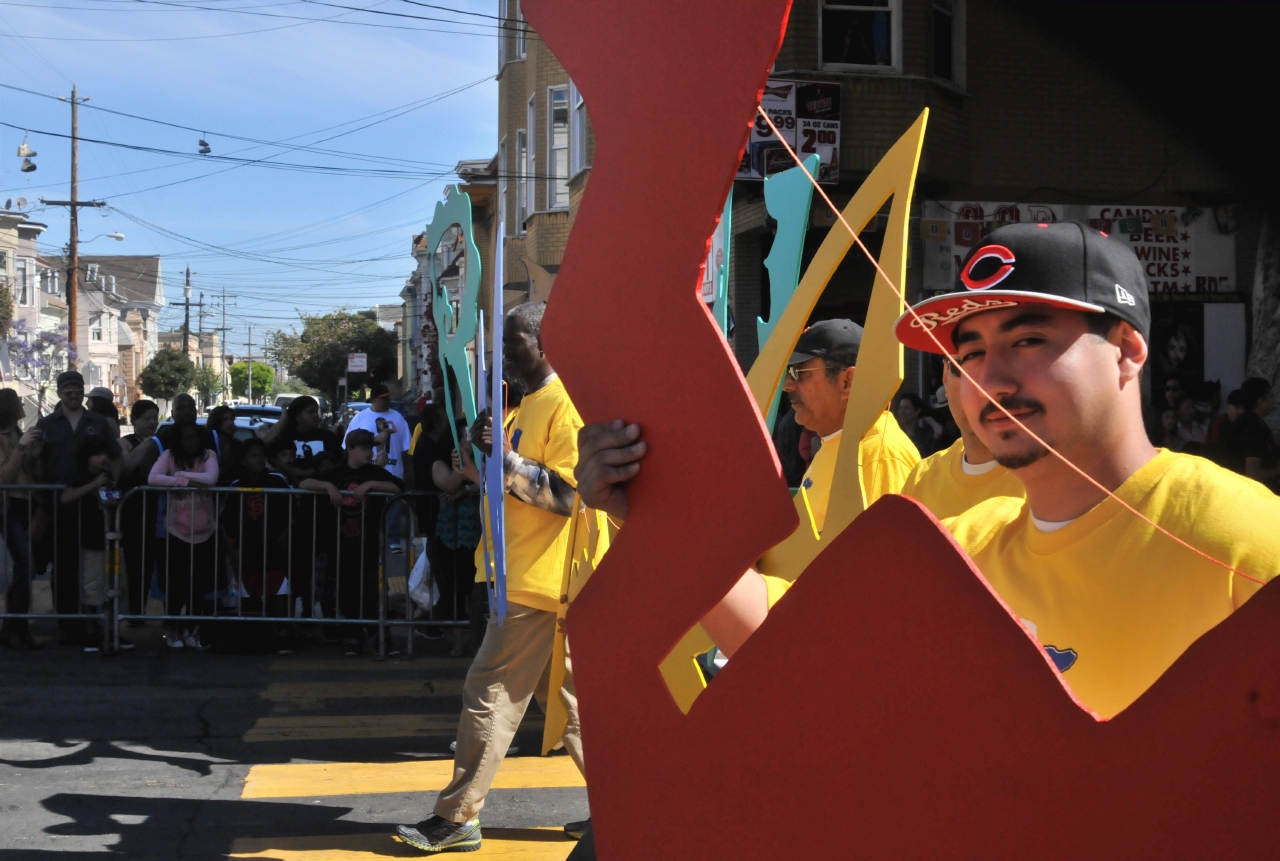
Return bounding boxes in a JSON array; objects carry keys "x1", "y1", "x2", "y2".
[{"x1": 346, "y1": 353, "x2": 367, "y2": 373}]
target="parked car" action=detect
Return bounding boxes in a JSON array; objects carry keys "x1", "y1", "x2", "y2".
[
  {"x1": 232, "y1": 404, "x2": 283, "y2": 422},
  {"x1": 159, "y1": 414, "x2": 275, "y2": 444}
]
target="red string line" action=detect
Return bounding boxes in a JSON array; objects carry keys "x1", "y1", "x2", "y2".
[{"x1": 755, "y1": 106, "x2": 1265, "y2": 587}]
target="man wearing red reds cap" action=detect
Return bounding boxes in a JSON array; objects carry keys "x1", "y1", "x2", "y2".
[{"x1": 577, "y1": 221, "x2": 1280, "y2": 721}]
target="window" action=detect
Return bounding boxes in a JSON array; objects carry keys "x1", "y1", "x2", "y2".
[
  {"x1": 932, "y1": 0, "x2": 965, "y2": 86},
  {"x1": 570, "y1": 81, "x2": 588, "y2": 177},
  {"x1": 525, "y1": 94, "x2": 536, "y2": 214},
  {"x1": 515, "y1": 0, "x2": 526, "y2": 59},
  {"x1": 547, "y1": 86, "x2": 569, "y2": 209},
  {"x1": 821, "y1": 0, "x2": 901, "y2": 71},
  {"x1": 498, "y1": 136, "x2": 508, "y2": 235},
  {"x1": 0, "y1": 250, "x2": 7, "y2": 280},
  {"x1": 516, "y1": 129, "x2": 528, "y2": 231},
  {"x1": 497, "y1": 0, "x2": 507, "y2": 68},
  {"x1": 15, "y1": 258, "x2": 31, "y2": 306},
  {"x1": 91, "y1": 316, "x2": 103, "y2": 341}
]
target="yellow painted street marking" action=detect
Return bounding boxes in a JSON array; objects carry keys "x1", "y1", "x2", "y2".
[
  {"x1": 243, "y1": 713, "x2": 543, "y2": 743},
  {"x1": 242, "y1": 754, "x2": 583, "y2": 799},
  {"x1": 230, "y1": 828, "x2": 572, "y2": 859},
  {"x1": 261, "y1": 680, "x2": 466, "y2": 700},
  {"x1": 267, "y1": 657, "x2": 474, "y2": 673}
]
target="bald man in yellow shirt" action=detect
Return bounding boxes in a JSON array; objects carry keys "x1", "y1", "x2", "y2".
[{"x1": 577, "y1": 222, "x2": 1280, "y2": 721}]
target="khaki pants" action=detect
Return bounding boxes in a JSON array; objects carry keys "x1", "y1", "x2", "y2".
[{"x1": 434, "y1": 601, "x2": 584, "y2": 823}]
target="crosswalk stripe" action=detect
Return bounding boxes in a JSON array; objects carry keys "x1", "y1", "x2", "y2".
[
  {"x1": 244, "y1": 713, "x2": 546, "y2": 742},
  {"x1": 242, "y1": 755, "x2": 583, "y2": 798},
  {"x1": 262, "y1": 680, "x2": 467, "y2": 700},
  {"x1": 268, "y1": 656, "x2": 473, "y2": 673},
  {"x1": 229, "y1": 827, "x2": 573, "y2": 859}
]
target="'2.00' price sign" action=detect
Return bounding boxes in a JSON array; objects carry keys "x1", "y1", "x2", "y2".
[{"x1": 738, "y1": 79, "x2": 842, "y2": 184}]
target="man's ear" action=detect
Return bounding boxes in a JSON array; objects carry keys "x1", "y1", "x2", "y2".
[
  {"x1": 1114, "y1": 323, "x2": 1148, "y2": 386},
  {"x1": 840, "y1": 365, "x2": 856, "y2": 398}
]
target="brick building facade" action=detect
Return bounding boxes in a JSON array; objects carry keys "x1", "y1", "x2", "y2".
[{"x1": 460, "y1": 1, "x2": 1250, "y2": 414}]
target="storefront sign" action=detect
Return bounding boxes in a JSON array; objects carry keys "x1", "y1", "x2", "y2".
[
  {"x1": 738, "y1": 79, "x2": 842, "y2": 183},
  {"x1": 921, "y1": 201, "x2": 1237, "y2": 295}
]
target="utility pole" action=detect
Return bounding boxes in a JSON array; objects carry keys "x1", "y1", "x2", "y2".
[
  {"x1": 214, "y1": 282, "x2": 235, "y2": 404},
  {"x1": 247, "y1": 324, "x2": 253, "y2": 405},
  {"x1": 183, "y1": 267, "x2": 192, "y2": 356},
  {"x1": 40, "y1": 85, "x2": 104, "y2": 369},
  {"x1": 173, "y1": 272, "x2": 204, "y2": 362}
]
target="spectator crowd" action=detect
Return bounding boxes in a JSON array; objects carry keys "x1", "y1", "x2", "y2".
[{"x1": 0, "y1": 371, "x2": 488, "y2": 657}]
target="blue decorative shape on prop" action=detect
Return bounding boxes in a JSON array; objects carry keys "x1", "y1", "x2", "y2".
[
  {"x1": 482, "y1": 223, "x2": 509, "y2": 623},
  {"x1": 757, "y1": 153, "x2": 820, "y2": 429},
  {"x1": 426, "y1": 185, "x2": 482, "y2": 455},
  {"x1": 710, "y1": 190, "x2": 732, "y2": 334}
]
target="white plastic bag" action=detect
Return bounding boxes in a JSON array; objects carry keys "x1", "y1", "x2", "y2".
[{"x1": 407, "y1": 550, "x2": 440, "y2": 612}]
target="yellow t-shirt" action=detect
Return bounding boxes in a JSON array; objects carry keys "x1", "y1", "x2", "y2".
[
  {"x1": 759, "y1": 412, "x2": 919, "y2": 578},
  {"x1": 475, "y1": 377, "x2": 582, "y2": 613},
  {"x1": 793, "y1": 410, "x2": 921, "y2": 535},
  {"x1": 899, "y1": 438, "x2": 1025, "y2": 520},
  {"x1": 764, "y1": 450, "x2": 1280, "y2": 718}
]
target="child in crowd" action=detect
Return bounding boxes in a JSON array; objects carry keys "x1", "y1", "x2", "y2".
[
  {"x1": 223, "y1": 438, "x2": 294, "y2": 610},
  {"x1": 301, "y1": 429, "x2": 402, "y2": 655},
  {"x1": 148, "y1": 420, "x2": 220, "y2": 650},
  {"x1": 58, "y1": 436, "x2": 120, "y2": 650},
  {"x1": 267, "y1": 439, "x2": 297, "y2": 485}
]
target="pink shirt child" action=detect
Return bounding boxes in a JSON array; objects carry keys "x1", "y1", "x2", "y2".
[{"x1": 149, "y1": 448, "x2": 220, "y2": 544}]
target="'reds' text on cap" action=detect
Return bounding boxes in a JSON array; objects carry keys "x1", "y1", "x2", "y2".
[{"x1": 894, "y1": 222, "x2": 1150, "y2": 354}]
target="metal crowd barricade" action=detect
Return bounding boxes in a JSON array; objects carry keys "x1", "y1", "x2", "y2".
[
  {"x1": 1, "y1": 483, "x2": 116, "y2": 649},
  {"x1": 379, "y1": 490, "x2": 469, "y2": 660},
  {"x1": 1, "y1": 482, "x2": 461, "y2": 658},
  {"x1": 107, "y1": 485, "x2": 445, "y2": 658}
]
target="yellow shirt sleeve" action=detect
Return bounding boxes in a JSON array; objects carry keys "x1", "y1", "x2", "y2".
[
  {"x1": 859, "y1": 411, "x2": 920, "y2": 505},
  {"x1": 540, "y1": 400, "x2": 582, "y2": 487}
]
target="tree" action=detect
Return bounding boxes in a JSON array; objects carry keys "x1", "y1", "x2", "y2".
[
  {"x1": 0, "y1": 283, "x2": 14, "y2": 334},
  {"x1": 229, "y1": 361, "x2": 275, "y2": 402},
  {"x1": 192, "y1": 364, "x2": 225, "y2": 408},
  {"x1": 7, "y1": 319, "x2": 76, "y2": 412},
  {"x1": 267, "y1": 310, "x2": 397, "y2": 403},
  {"x1": 139, "y1": 348, "x2": 196, "y2": 401}
]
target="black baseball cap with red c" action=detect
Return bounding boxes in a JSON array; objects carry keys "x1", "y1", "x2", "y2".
[{"x1": 894, "y1": 222, "x2": 1150, "y2": 354}]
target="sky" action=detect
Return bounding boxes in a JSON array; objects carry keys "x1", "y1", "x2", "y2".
[{"x1": 0, "y1": 0, "x2": 500, "y2": 361}]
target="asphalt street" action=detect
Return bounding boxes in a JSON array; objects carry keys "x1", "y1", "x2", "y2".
[{"x1": 0, "y1": 620, "x2": 586, "y2": 860}]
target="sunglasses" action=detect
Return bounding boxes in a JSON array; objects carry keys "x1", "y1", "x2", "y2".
[{"x1": 785, "y1": 365, "x2": 824, "y2": 383}]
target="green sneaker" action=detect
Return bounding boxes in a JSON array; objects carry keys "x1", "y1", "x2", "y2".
[{"x1": 395, "y1": 816, "x2": 481, "y2": 854}]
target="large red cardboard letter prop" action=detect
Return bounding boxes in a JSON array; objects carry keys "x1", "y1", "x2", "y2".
[{"x1": 528, "y1": 2, "x2": 1280, "y2": 859}]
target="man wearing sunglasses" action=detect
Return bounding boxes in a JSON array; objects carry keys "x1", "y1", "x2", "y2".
[{"x1": 777, "y1": 318, "x2": 919, "y2": 534}]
